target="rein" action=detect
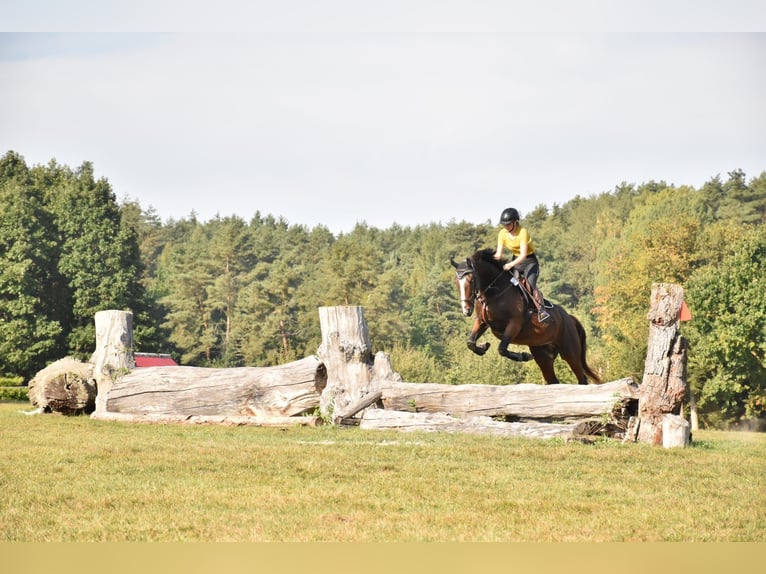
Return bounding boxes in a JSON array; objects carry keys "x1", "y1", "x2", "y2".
[{"x1": 459, "y1": 258, "x2": 514, "y2": 307}]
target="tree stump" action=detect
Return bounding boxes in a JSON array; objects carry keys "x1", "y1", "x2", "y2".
[
  {"x1": 317, "y1": 306, "x2": 397, "y2": 420},
  {"x1": 27, "y1": 357, "x2": 96, "y2": 415},
  {"x1": 91, "y1": 310, "x2": 136, "y2": 415},
  {"x1": 662, "y1": 414, "x2": 691, "y2": 448},
  {"x1": 625, "y1": 283, "x2": 690, "y2": 447}
]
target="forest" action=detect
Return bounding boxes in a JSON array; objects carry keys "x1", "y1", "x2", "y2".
[{"x1": 1, "y1": 150, "x2": 764, "y2": 429}]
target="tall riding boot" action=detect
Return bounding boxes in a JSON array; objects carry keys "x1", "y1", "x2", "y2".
[{"x1": 533, "y1": 289, "x2": 551, "y2": 323}]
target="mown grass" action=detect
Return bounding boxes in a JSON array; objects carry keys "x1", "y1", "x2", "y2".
[{"x1": 1, "y1": 401, "x2": 764, "y2": 542}]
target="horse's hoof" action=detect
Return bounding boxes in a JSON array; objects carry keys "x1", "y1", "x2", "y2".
[
  {"x1": 468, "y1": 342, "x2": 489, "y2": 356},
  {"x1": 520, "y1": 353, "x2": 533, "y2": 361}
]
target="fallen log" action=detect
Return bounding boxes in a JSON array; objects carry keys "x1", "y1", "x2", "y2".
[
  {"x1": 104, "y1": 356, "x2": 327, "y2": 417},
  {"x1": 27, "y1": 357, "x2": 96, "y2": 415},
  {"x1": 357, "y1": 409, "x2": 575, "y2": 439},
  {"x1": 332, "y1": 390, "x2": 383, "y2": 424},
  {"x1": 378, "y1": 377, "x2": 638, "y2": 422},
  {"x1": 92, "y1": 411, "x2": 323, "y2": 427}
]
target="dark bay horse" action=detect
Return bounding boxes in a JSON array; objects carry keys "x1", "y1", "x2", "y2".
[{"x1": 451, "y1": 248, "x2": 601, "y2": 385}]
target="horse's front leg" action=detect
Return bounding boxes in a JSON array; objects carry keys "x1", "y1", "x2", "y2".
[
  {"x1": 497, "y1": 326, "x2": 533, "y2": 362},
  {"x1": 467, "y1": 319, "x2": 490, "y2": 356}
]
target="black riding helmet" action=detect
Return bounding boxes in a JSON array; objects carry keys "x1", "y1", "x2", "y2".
[{"x1": 499, "y1": 207, "x2": 520, "y2": 224}]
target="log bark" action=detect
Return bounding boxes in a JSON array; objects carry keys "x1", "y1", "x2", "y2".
[
  {"x1": 91, "y1": 310, "x2": 136, "y2": 415},
  {"x1": 317, "y1": 306, "x2": 400, "y2": 419},
  {"x1": 358, "y1": 409, "x2": 575, "y2": 439},
  {"x1": 626, "y1": 283, "x2": 690, "y2": 446},
  {"x1": 91, "y1": 411, "x2": 323, "y2": 427},
  {"x1": 104, "y1": 356, "x2": 327, "y2": 417},
  {"x1": 27, "y1": 357, "x2": 96, "y2": 415},
  {"x1": 378, "y1": 377, "x2": 638, "y2": 422}
]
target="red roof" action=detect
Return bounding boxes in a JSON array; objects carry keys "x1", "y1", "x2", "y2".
[{"x1": 135, "y1": 354, "x2": 178, "y2": 367}]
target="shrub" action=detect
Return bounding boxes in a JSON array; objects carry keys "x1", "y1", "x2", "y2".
[{"x1": 0, "y1": 386, "x2": 29, "y2": 401}]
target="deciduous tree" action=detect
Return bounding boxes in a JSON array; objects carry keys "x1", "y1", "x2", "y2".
[
  {"x1": 685, "y1": 224, "x2": 766, "y2": 425},
  {"x1": 0, "y1": 153, "x2": 62, "y2": 377}
]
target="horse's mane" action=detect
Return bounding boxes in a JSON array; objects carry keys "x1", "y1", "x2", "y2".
[{"x1": 472, "y1": 247, "x2": 506, "y2": 271}]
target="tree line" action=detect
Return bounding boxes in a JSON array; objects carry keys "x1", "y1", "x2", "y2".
[{"x1": 1, "y1": 150, "x2": 764, "y2": 429}]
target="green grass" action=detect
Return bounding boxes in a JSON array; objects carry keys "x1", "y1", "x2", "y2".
[{"x1": 1, "y1": 401, "x2": 764, "y2": 542}]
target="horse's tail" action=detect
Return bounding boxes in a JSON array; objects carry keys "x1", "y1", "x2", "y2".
[{"x1": 572, "y1": 315, "x2": 602, "y2": 384}]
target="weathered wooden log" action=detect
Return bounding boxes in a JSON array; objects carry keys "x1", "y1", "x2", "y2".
[
  {"x1": 91, "y1": 310, "x2": 135, "y2": 415},
  {"x1": 92, "y1": 411, "x2": 323, "y2": 427},
  {"x1": 358, "y1": 409, "x2": 576, "y2": 439},
  {"x1": 103, "y1": 356, "x2": 327, "y2": 417},
  {"x1": 333, "y1": 390, "x2": 383, "y2": 424},
  {"x1": 625, "y1": 283, "x2": 690, "y2": 446},
  {"x1": 317, "y1": 306, "x2": 400, "y2": 419},
  {"x1": 377, "y1": 377, "x2": 638, "y2": 422},
  {"x1": 570, "y1": 419, "x2": 628, "y2": 440},
  {"x1": 27, "y1": 357, "x2": 96, "y2": 415}
]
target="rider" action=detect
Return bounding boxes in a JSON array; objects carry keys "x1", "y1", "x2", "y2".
[{"x1": 493, "y1": 207, "x2": 551, "y2": 323}]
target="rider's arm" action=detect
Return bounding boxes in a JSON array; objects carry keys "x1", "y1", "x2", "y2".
[
  {"x1": 502, "y1": 229, "x2": 529, "y2": 270},
  {"x1": 494, "y1": 232, "x2": 505, "y2": 260}
]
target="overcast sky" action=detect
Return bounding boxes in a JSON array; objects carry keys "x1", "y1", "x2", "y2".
[{"x1": 2, "y1": 3, "x2": 765, "y2": 234}]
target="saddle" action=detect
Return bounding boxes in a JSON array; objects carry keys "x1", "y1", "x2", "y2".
[{"x1": 510, "y1": 270, "x2": 554, "y2": 314}]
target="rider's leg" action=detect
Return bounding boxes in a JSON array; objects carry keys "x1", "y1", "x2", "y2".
[
  {"x1": 533, "y1": 290, "x2": 551, "y2": 323},
  {"x1": 523, "y1": 260, "x2": 551, "y2": 323}
]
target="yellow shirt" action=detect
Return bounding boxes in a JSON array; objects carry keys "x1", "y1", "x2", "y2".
[{"x1": 497, "y1": 226, "x2": 535, "y2": 257}]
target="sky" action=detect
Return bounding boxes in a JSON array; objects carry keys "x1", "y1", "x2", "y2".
[{"x1": 2, "y1": 2, "x2": 766, "y2": 235}]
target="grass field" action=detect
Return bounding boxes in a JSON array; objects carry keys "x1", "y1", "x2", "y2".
[{"x1": 1, "y1": 401, "x2": 764, "y2": 542}]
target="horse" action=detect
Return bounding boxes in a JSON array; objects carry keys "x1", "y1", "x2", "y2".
[{"x1": 450, "y1": 248, "x2": 601, "y2": 385}]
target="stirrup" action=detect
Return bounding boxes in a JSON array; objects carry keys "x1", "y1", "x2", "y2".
[{"x1": 538, "y1": 310, "x2": 551, "y2": 323}]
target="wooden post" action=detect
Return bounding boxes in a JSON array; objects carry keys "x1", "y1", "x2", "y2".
[
  {"x1": 662, "y1": 414, "x2": 691, "y2": 448},
  {"x1": 91, "y1": 310, "x2": 136, "y2": 415},
  {"x1": 688, "y1": 387, "x2": 700, "y2": 432},
  {"x1": 625, "y1": 283, "x2": 690, "y2": 447},
  {"x1": 317, "y1": 306, "x2": 394, "y2": 421}
]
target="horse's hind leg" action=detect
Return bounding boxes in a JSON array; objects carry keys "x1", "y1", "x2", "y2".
[
  {"x1": 498, "y1": 328, "x2": 533, "y2": 362},
  {"x1": 529, "y1": 345, "x2": 560, "y2": 384},
  {"x1": 559, "y1": 323, "x2": 589, "y2": 384},
  {"x1": 561, "y1": 345, "x2": 588, "y2": 385},
  {"x1": 560, "y1": 347, "x2": 589, "y2": 385}
]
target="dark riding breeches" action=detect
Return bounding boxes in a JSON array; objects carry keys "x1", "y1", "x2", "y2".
[{"x1": 515, "y1": 253, "x2": 540, "y2": 293}]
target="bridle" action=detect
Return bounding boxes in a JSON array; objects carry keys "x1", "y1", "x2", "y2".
[
  {"x1": 455, "y1": 261, "x2": 477, "y2": 308},
  {"x1": 455, "y1": 257, "x2": 512, "y2": 312}
]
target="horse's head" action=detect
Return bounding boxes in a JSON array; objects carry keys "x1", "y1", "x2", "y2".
[{"x1": 450, "y1": 256, "x2": 475, "y2": 316}]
